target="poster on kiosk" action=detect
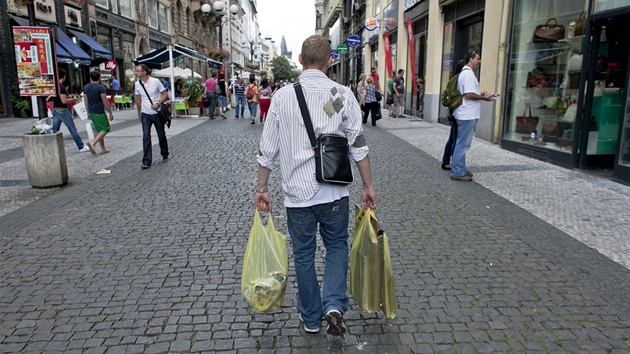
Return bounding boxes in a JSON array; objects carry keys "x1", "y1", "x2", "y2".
[{"x1": 13, "y1": 26, "x2": 56, "y2": 97}]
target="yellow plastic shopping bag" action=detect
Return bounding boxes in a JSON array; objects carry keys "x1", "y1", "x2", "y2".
[
  {"x1": 350, "y1": 208, "x2": 397, "y2": 318},
  {"x1": 241, "y1": 210, "x2": 288, "y2": 312}
]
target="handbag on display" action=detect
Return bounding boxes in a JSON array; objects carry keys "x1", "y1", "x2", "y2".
[
  {"x1": 535, "y1": 45, "x2": 563, "y2": 66},
  {"x1": 568, "y1": 53, "x2": 583, "y2": 72},
  {"x1": 294, "y1": 82, "x2": 353, "y2": 185},
  {"x1": 515, "y1": 106, "x2": 540, "y2": 134},
  {"x1": 533, "y1": 18, "x2": 566, "y2": 42},
  {"x1": 574, "y1": 11, "x2": 587, "y2": 37}
]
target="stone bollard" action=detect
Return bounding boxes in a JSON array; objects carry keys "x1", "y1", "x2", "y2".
[{"x1": 22, "y1": 132, "x2": 68, "y2": 188}]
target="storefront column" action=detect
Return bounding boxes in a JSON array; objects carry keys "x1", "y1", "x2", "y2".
[
  {"x1": 477, "y1": 0, "x2": 504, "y2": 142},
  {"x1": 423, "y1": 0, "x2": 444, "y2": 123}
]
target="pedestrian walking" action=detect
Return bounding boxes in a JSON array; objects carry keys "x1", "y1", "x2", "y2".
[
  {"x1": 134, "y1": 64, "x2": 170, "y2": 169},
  {"x1": 111, "y1": 73, "x2": 120, "y2": 91},
  {"x1": 258, "y1": 78, "x2": 272, "y2": 123},
  {"x1": 83, "y1": 70, "x2": 114, "y2": 155},
  {"x1": 245, "y1": 77, "x2": 259, "y2": 124},
  {"x1": 205, "y1": 73, "x2": 218, "y2": 119},
  {"x1": 362, "y1": 76, "x2": 381, "y2": 126},
  {"x1": 356, "y1": 73, "x2": 367, "y2": 115},
  {"x1": 415, "y1": 77, "x2": 424, "y2": 117},
  {"x1": 441, "y1": 59, "x2": 466, "y2": 170},
  {"x1": 231, "y1": 77, "x2": 246, "y2": 118},
  {"x1": 254, "y1": 34, "x2": 377, "y2": 336},
  {"x1": 51, "y1": 68, "x2": 90, "y2": 153},
  {"x1": 450, "y1": 52, "x2": 493, "y2": 181},
  {"x1": 217, "y1": 73, "x2": 229, "y2": 119},
  {"x1": 393, "y1": 69, "x2": 406, "y2": 118}
]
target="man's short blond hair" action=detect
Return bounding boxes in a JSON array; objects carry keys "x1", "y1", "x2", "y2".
[{"x1": 301, "y1": 35, "x2": 331, "y2": 69}]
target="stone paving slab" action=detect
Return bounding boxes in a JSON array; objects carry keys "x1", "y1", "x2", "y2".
[{"x1": 1, "y1": 109, "x2": 630, "y2": 352}]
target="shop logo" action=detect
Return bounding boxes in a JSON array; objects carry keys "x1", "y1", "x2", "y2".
[
  {"x1": 105, "y1": 60, "x2": 117, "y2": 71},
  {"x1": 365, "y1": 17, "x2": 378, "y2": 31}
]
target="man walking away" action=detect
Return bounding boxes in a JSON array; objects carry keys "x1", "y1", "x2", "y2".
[
  {"x1": 450, "y1": 52, "x2": 492, "y2": 181},
  {"x1": 393, "y1": 69, "x2": 406, "y2": 118},
  {"x1": 217, "y1": 73, "x2": 229, "y2": 119},
  {"x1": 255, "y1": 34, "x2": 377, "y2": 336},
  {"x1": 245, "y1": 77, "x2": 259, "y2": 124},
  {"x1": 83, "y1": 70, "x2": 114, "y2": 155},
  {"x1": 134, "y1": 64, "x2": 169, "y2": 169},
  {"x1": 205, "y1": 73, "x2": 218, "y2": 119}
]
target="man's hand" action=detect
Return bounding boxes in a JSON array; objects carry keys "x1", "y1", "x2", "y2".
[
  {"x1": 255, "y1": 192, "x2": 272, "y2": 213},
  {"x1": 151, "y1": 103, "x2": 158, "y2": 110},
  {"x1": 360, "y1": 187, "x2": 377, "y2": 210},
  {"x1": 108, "y1": 112, "x2": 114, "y2": 121}
]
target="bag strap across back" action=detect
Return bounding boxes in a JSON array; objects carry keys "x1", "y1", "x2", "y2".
[{"x1": 294, "y1": 82, "x2": 317, "y2": 149}]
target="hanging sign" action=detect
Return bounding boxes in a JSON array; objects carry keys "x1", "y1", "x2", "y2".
[
  {"x1": 365, "y1": 17, "x2": 378, "y2": 31},
  {"x1": 336, "y1": 43, "x2": 348, "y2": 55},
  {"x1": 330, "y1": 50, "x2": 339, "y2": 59},
  {"x1": 13, "y1": 26, "x2": 56, "y2": 96},
  {"x1": 105, "y1": 60, "x2": 117, "y2": 71},
  {"x1": 347, "y1": 35, "x2": 361, "y2": 48}
]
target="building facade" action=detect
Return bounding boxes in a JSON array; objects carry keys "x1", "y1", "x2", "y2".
[{"x1": 317, "y1": 0, "x2": 630, "y2": 185}]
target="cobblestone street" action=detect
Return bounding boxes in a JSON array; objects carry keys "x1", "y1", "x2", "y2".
[{"x1": 1, "y1": 109, "x2": 630, "y2": 353}]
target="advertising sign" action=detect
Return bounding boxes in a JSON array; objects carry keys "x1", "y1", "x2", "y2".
[
  {"x1": 336, "y1": 43, "x2": 348, "y2": 55},
  {"x1": 347, "y1": 34, "x2": 361, "y2": 48},
  {"x1": 365, "y1": 17, "x2": 378, "y2": 31},
  {"x1": 105, "y1": 60, "x2": 117, "y2": 71},
  {"x1": 330, "y1": 50, "x2": 339, "y2": 59},
  {"x1": 13, "y1": 26, "x2": 56, "y2": 96}
]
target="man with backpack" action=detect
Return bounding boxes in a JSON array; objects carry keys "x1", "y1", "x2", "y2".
[
  {"x1": 245, "y1": 77, "x2": 259, "y2": 124},
  {"x1": 392, "y1": 69, "x2": 406, "y2": 118},
  {"x1": 449, "y1": 52, "x2": 493, "y2": 182}
]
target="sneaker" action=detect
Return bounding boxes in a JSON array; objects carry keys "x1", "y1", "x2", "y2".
[
  {"x1": 79, "y1": 146, "x2": 90, "y2": 152},
  {"x1": 162, "y1": 155, "x2": 169, "y2": 161},
  {"x1": 299, "y1": 314, "x2": 320, "y2": 334},
  {"x1": 441, "y1": 164, "x2": 452, "y2": 170},
  {"x1": 251, "y1": 119, "x2": 255, "y2": 125},
  {"x1": 399, "y1": 114, "x2": 406, "y2": 118},
  {"x1": 141, "y1": 164, "x2": 151, "y2": 169},
  {"x1": 325, "y1": 310, "x2": 346, "y2": 336},
  {"x1": 465, "y1": 171, "x2": 473, "y2": 177},
  {"x1": 451, "y1": 175, "x2": 472, "y2": 181}
]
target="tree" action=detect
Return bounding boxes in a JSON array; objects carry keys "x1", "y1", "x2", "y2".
[{"x1": 271, "y1": 56, "x2": 298, "y2": 82}]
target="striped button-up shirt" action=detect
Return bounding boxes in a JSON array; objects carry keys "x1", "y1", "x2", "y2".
[{"x1": 257, "y1": 70, "x2": 369, "y2": 204}]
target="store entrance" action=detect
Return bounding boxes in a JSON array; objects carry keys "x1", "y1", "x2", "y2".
[{"x1": 579, "y1": 14, "x2": 630, "y2": 173}]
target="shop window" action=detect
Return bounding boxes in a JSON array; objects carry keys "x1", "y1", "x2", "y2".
[
  {"x1": 98, "y1": 33, "x2": 111, "y2": 53},
  {"x1": 503, "y1": 0, "x2": 589, "y2": 154}
]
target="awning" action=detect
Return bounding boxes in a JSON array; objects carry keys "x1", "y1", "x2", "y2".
[
  {"x1": 55, "y1": 43, "x2": 74, "y2": 64},
  {"x1": 68, "y1": 29, "x2": 111, "y2": 60},
  {"x1": 55, "y1": 28, "x2": 92, "y2": 65},
  {"x1": 134, "y1": 44, "x2": 223, "y2": 70}
]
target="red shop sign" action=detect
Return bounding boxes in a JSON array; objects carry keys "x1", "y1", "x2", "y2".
[{"x1": 105, "y1": 60, "x2": 117, "y2": 71}]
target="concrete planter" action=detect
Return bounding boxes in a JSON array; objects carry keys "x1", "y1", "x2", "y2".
[
  {"x1": 189, "y1": 106, "x2": 201, "y2": 117},
  {"x1": 22, "y1": 132, "x2": 68, "y2": 188}
]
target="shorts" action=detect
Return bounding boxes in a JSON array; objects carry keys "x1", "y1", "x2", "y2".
[
  {"x1": 89, "y1": 113, "x2": 110, "y2": 133},
  {"x1": 394, "y1": 94, "x2": 405, "y2": 106},
  {"x1": 218, "y1": 95, "x2": 228, "y2": 107}
]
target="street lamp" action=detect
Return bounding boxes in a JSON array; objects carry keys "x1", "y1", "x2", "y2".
[{"x1": 202, "y1": 2, "x2": 239, "y2": 94}]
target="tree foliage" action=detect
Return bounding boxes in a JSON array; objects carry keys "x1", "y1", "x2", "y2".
[{"x1": 271, "y1": 56, "x2": 299, "y2": 82}]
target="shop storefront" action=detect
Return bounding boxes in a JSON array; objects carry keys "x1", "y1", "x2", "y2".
[
  {"x1": 94, "y1": 3, "x2": 137, "y2": 91},
  {"x1": 404, "y1": 0, "x2": 429, "y2": 115},
  {"x1": 438, "y1": 0, "x2": 485, "y2": 122},
  {"x1": 502, "y1": 0, "x2": 630, "y2": 185}
]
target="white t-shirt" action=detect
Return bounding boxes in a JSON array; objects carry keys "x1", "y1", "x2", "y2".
[
  {"x1": 454, "y1": 67, "x2": 480, "y2": 121},
  {"x1": 134, "y1": 77, "x2": 165, "y2": 114}
]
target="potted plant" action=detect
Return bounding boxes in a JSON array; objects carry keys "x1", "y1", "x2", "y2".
[
  {"x1": 22, "y1": 120, "x2": 68, "y2": 188},
  {"x1": 182, "y1": 81, "x2": 205, "y2": 116},
  {"x1": 208, "y1": 48, "x2": 230, "y2": 61}
]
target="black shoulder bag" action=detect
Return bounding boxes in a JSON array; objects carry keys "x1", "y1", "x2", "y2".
[
  {"x1": 294, "y1": 82, "x2": 353, "y2": 185},
  {"x1": 139, "y1": 80, "x2": 171, "y2": 128}
]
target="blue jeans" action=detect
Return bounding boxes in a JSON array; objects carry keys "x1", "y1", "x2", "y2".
[
  {"x1": 52, "y1": 109, "x2": 84, "y2": 150},
  {"x1": 451, "y1": 119, "x2": 477, "y2": 177},
  {"x1": 141, "y1": 113, "x2": 169, "y2": 166},
  {"x1": 206, "y1": 93, "x2": 217, "y2": 118},
  {"x1": 286, "y1": 197, "x2": 350, "y2": 328},
  {"x1": 442, "y1": 116, "x2": 458, "y2": 165},
  {"x1": 217, "y1": 95, "x2": 227, "y2": 108},
  {"x1": 236, "y1": 96, "x2": 245, "y2": 116},
  {"x1": 247, "y1": 102, "x2": 258, "y2": 118}
]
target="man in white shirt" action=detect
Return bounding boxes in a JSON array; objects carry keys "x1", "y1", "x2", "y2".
[
  {"x1": 134, "y1": 64, "x2": 169, "y2": 169},
  {"x1": 451, "y1": 52, "x2": 492, "y2": 181},
  {"x1": 255, "y1": 34, "x2": 377, "y2": 336}
]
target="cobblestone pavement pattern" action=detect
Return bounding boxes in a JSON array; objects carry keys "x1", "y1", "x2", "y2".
[{"x1": 1, "y1": 108, "x2": 630, "y2": 353}]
